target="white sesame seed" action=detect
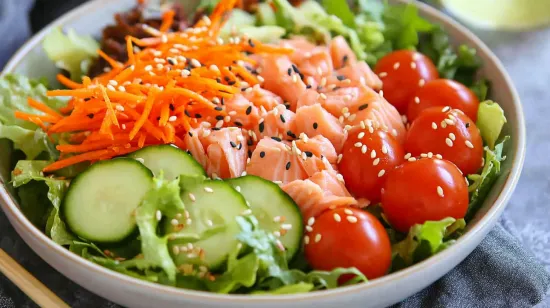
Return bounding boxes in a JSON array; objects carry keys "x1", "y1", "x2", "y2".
[
  {"x1": 304, "y1": 235, "x2": 310, "y2": 244},
  {"x1": 445, "y1": 119, "x2": 455, "y2": 125},
  {"x1": 404, "y1": 153, "x2": 412, "y2": 159},
  {"x1": 428, "y1": 152, "x2": 433, "y2": 158},
  {"x1": 371, "y1": 150, "x2": 377, "y2": 159},
  {"x1": 441, "y1": 121, "x2": 448, "y2": 128},
  {"x1": 242, "y1": 209, "x2": 252, "y2": 215},
  {"x1": 378, "y1": 169, "x2": 386, "y2": 177},
  {"x1": 314, "y1": 234, "x2": 322, "y2": 243},
  {"x1": 410, "y1": 62, "x2": 417, "y2": 69},
  {"x1": 215, "y1": 120, "x2": 224, "y2": 128},
  {"x1": 392, "y1": 129, "x2": 398, "y2": 137},
  {"x1": 161, "y1": 34, "x2": 168, "y2": 43},
  {"x1": 436, "y1": 154, "x2": 443, "y2": 159},
  {"x1": 379, "y1": 72, "x2": 388, "y2": 78},
  {"x1": 402, "y1": 115, "x2": 408, "y2": 123},
  {"x1": 241, "y1": 171, "x2": 247, "y2": 176},
  {"x1": 337, "y1": 154, "x2": 343, "y2": 164},
  {"x1": 319, "y1": 93, "x2": 327, "y2": 100},
  {"x1": 445, "y1": 138, "x2": 454, "y2": 147},
  {"x1": 320, "y1": 77, "x2": 327, "y2": 87},
  {"x1": 354, "y1": 142, "x2": 363, "y2": 148},
  {"x1": 382, "y1": 145, "x2": 388, "y2": 154},
  {"x1": 118, "y1": 86, "x2": 126, "y2": 92},
  {"x1": 371, "y1": 157, "x2": 380, "y2": 166},
  {"x1": 144, "y1": 65, "x2": 153, "y2": 72},
  {"x1": 421, "y1": 153, "x2": 428, "y2": 158},
  {"x1": 346, "y1": 216, "x2": 358, "y2": 223},
  {"x1": 369, "y1": 126, "x2": 374, "y2": 134},
  {"x1": 203, "y1": 187, "x2": 214, "y2": 193},
  {"x1": 414, "y1": 96, "x2": 420, "y2": 104},
  {"x1": 442, "y1": 106, "x2": 451, "y2": 112},
  {"x1": 122, "y1": 124, "x2": 127, "y2": 130},
  {"x1": 336, "y1": 173, "x2": 345, "y2": 183},
  {"x1": 173, "y1": 246, "x2": 180, "y2": 255},
  {"x1": 408, "y1": 157, "x2": 417, "y2": 162},
  {"x1": 317, "y1": 67, "x2": 323, "y2": 75},
  {"x1": 108, "y1": 80, "x2": 118, "y2": 86},
  {"x1": 305, "y1": 225, "x2": 313, "y2": 232},
  {"x1": 181, "y1": 69, "x2": 191, "y2": 77},
  {"x1": 273, "y1": 231, "x2": 281, "y2": 237},
  {"x1": 418, "y1": 79, "x2": 425, "y2": 86},
  {"x1": 202, "y1": 130, "x2": 211, "y2": 138},
  {"x1": 156, "y1": 63, "x2": 164, "y2": 70},
  {"x1": 171, "y1": 218, "x2": 179, "y2": 226},
  {"x1": 344, "y1": 209, "x2": 353, "y2": 215},
  {"x1": 281, "y1": 224, "x2": 292, "y2": 230},
  {"x1": 432, "y1": 122, "x2": 438, "y2": 130},
  {"x1": 437, "y1": 186, "x2": 444, "y2": 197},
  {"x1": 168, "y1": 116, "x2": 177, "y2": 122},
  {"x1": 379, "y1": 90, "x2": 384, "y2": 98},
  {"x1": 393, "y1": 62, "x2": 400, "y2": 70},
  {"x1": 333, "y1": 213, "x2": 341, "y2": 222},
  {"x1": 156, "y1": 210, "x2": 162, "y2": 221},
  {"x1": 465, "y1": 140, "x2": 474, "y2": 148},
  {"x1": 358, "y1": 132, "x2": 365, "y2": 139},
  {"x1": 360, "y1": 121, "x2": 366, "y2": 129},
  {"x1": 307, "y1": 217, "x2": 315, "y2": 226},
  {"x1": 449, "y1": 133, "x2": 456, "y2": 141},
  {"x1": 206, "y1": 219, "x2": 213, "y2": 227},
  {"x1": 106, "y1": 84, "x2": 116, "y2": 91},
  {"x1": 361, "y1": 145, "x2": 367, "y2": 154},
  {"x1": 115, "y1": 105, "x2": 125, "y2": 112},
  {"x1": 190, "y1": 59, "x2": 201, "y2": 68}
]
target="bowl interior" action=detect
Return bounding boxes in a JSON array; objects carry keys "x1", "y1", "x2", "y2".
[{"x1": 0, "y1": 0, "x2": 525, "y2": 303}]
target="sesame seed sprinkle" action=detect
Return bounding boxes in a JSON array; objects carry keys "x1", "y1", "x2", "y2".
[
  {"x1": 344, "y1": 209, "x2": 353, "y2": 215},
  {"x1": 408, "y1": 157, "x2": 417, "y2": 162},
  {"x1": 378, "y1": 169, "x2": 386, "y2": 177},
  {"x1": 379, "y1": 72, "x2": 388, "y2": 78},
  {"x1": 337, "y1": 154, "x2": 343, "y2": 164},
  {"x1": 404, "y1": 153, "x2": 412, "y2": 159},
  {"x1": 305, "y1": 225, "x2": 313, "y2": 232},
  {"x1": 410, "y1": 62, "x2": 417, "y2": 69},
  {"x1": 445, "y1": 119, "x2": 455, "y2": 125},
  {"x1": 437, "y1": 186, "x2": 444, "y2": 197},
  {"x1": 382, "y1": 145, "x2": 388, "y2": 154},
  {"x1": 314, "y1": 234, "x2": 322, "y2": 243},
  {"x1": 445, "y1": 138, "x2": 454, "y2": 147},
  {"x1": 371, "y1": 150, "x2": 377, "y2": 158},
  {"x1": 346, "y1": 216, "x2": 358, "y2": 223},
  {"x1": 188, "y1": 193, "x2": 196, "y2": 201},
  {"x1": 307, "y1": 217, "x2": 315, "y2": 226},
  {"x1": 465, "y1": 140, "x2": 474, "y2": 148},
  {"x1": 204, "y1": 187, "x2": 214, "y2": 193},
  {"x1": 169, "y1": 116, "x2": 177, "y2": 122},
  {"x1": 432, "y1": 122, "x2": 438, "y2": 129},
  {"x1": 442, "y1": 106, "x2": 451, "y2": 112},
  {"x1": 171, "y1": 218, "x2": 179, "y2": 226},
  {"x1": 304, "y1": 235, "x2": 310, "y2": 244},
  {"x1": 436, "y1": 154, "x2": 443, "y2": 159},
  {"x1": 418, "y1": 79, "x2": 425, "y2": 86},
  {"x1": 414, "y1": 97, "x2": 420, "y2": 104},
  {"x1": 449, "y1": 133, "x2": 456, "y2": 141},
  {"x1": 281, "y1": 224, "x2": 292, "y2": 230},
  {"x1": 361, "y1": 145, "x2": 367, "y2": 154},
  {"x1": 393, "y1": 62, "x2": 400, "y2": 70},
  {"x1": 106, "y1": 84, "x2": 116, "y2": 91},
  {"x1": 155, "y1": 210, "x2": 162, "y2": 221}
]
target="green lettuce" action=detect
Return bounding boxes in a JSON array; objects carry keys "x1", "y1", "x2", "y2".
[
  {"x1": 391, "y1": 217, "x2": 466, "y2": 271},
  {"x1": 466, "y1": 137, "x2": 509, "y2": 220},
  {"x1": 42, "y1": 27, "x2": 99, "y2": 81},
  {"x1": 11, "y1": 160, "x2": 75, "y2": 245},
  {"x1": 476, "y1": 100, "x2": 507, "y2": 149}
]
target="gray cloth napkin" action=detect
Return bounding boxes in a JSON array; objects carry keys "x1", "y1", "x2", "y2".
[{"x1": 1, "y1": 1, "x2": 549, "y2": 307}]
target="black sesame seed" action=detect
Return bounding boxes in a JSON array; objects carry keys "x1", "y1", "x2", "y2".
[
  {"x1": 271, "y1": 137, "x2": 282, "y2": 142},
  {"x1": 287, "y1": 68, "x2": 292, "y2": 76},
  {"x1": 280, "y1": 115, "x2": 286, "y2": 123},
  {"x1": 285, "y1": 162, "x2": 291, "y2": 170},
  {"x1": 337, "y1": 75, "x2": 345, "y2": 81},
  {"x1": 465, "y1": 123, "x2": 471, "y2": 128},
  {"x1": 246, "y1": 106, "x2": 252, "y2": 115},
  {"x1": 248, "y1": 150, "x2": 253, "y2": 157},
  {"x1": 228, "y1": 66, "x2": 232, "y2": 71},
  {"x1": 306, "y1": 85, "x2": 312, "y2": 89},
  {"x1": 317, "y1": 86, "x2": 323, "y2": 91},
  {"x1": 299, "y1": 73, "x2": 305, "y2": 80},
  {"x1": 247, "y1": 139, "x2": 253, "y2": 146},
  {"x1": 87, "y1": 113, "x2": 94, "y2": 119},
  {"x1": 157, "y1": 116, "x2": 161, "y2": 121},
  {"x1": 167, "y1": 58, "x2": 176, "y2": 65},
  {"x1": 333, "y1": 86, "x2": 341, "y2": 91},
  {"x1": 260, "y1": 151, "x2": 266, "y2": 158},
  {"x1": 216, "y1": 78, "x2": 222, "y2": 83},
  {"x1": 230, "y1": 141, "x2": 237, "y2": 148},
  {"x1": 241, "y1": 88, "x2": 247, "y2": 92},
  {"x1": 188, "y1": 131, "x2": 194, "y2": 137},
  {"x1": 169, "y1": 104, "x2": 175, "y2": 111},
  {"x1": 259, "y1": 122, "x2": 265, "y2": 133},
  {"x1": 228, "y1": 81, "x2": 236, "y2": 86},
  {"x1": 216, "y1": 115, "x2": 224, "y2": 121},
  {"x1": 212, "y1": 127, "x2": 221, "y2": 131},
  {"x1": 313, "y1": 122, "x2": 318, "y2": 129},
  {"x1": 237, "y1": 143, "x2": 243, "y2": 150},
  {"x1": 304, "y1": 151, "x2": 313, "y2": 157},
  {"x1": 234, "y1": 121, "x2": 243, "y2": 127},
  {"x1": 84, "y1": 98, "x2": 91, "y2": 102},
  {"x1": 359, "y1": 104, "x2": 369, "y2": 111},
  {"x1": 184, "y1": 110, "x2": 191, "y2": 117},
  {"x1": 284, "y1": 103, "x2": 291, "y2": 110},
  {"x1": 187, "y1": 150, "x2": 192, "y2": 154},
  {"x1": 195, "y1": 114, "x2": 202, "y2": 119},
  {"x1": 224, "y1": 76, "x2": 231, "y2": 82},
  {"x1": 248, "y1": 38, "x2": 255, "y2": 48},
  {"x1": 292, "y1": 64, "x2": 300, "y2": 74},
  {"x1": 214, "y1": 106, "x2": 223, "y2": 111},
  {"x1": 221, "y1": 98, "x2": 225, "y2": 105},
  {"x1": 287, "y1": 130, "x2": 296, "y2": 138},
  {"x1": 343, "y1": 55, "x2": 349, "y2": 65}
]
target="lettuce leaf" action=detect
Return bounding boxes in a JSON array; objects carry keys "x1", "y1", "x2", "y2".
[
  {"x1": 0, "y1": 124, "x2": 57, "y2": 160},
  {"x1": 476, "y1": 100, "x2": 507, "y2": 149},
  {"x1": 11, "y1": 160, "x2": 75, "y2": 245},
  {"x1": 391, "y1": 217, "x2": 466, "y2": 271},
  {"x1": 322, "y1": 0, "x2": 356, "y2": 28},
  {"x1": 134, "y1": 175, "x2": 187, "y2": 284},
  {"x1": 42, "y1": 27, "x2": 99, "y2": 81},
  {"x1": 466, "y1": 137, "x2": 509, "y2": 220}
]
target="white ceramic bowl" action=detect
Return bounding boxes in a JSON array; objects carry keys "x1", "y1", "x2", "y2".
[{"x1": 0, "y1": 0, "x2": 525, "y2": 307}]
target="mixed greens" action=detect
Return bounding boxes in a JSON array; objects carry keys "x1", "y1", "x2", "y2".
[{"x1": 0, "y1": 0, "x2": 510, "y2": 295}]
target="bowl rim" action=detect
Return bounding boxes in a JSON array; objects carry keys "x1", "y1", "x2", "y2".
[{"x1": 0, "y1": 0, "x2": 526, "y2": 303}]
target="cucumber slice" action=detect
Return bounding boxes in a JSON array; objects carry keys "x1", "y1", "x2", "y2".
[
  {"x1": 227, "y1": 176, "x2": 303, "y2": 260},
  {"x1": 128, "y1": 145, "x2": 206, "y2": 180},
  {"x1": 62, "y1": 158, "x2": 153, "y2": 243},
  {"x1": 166, "y1": 179, "x2": 248, "y2": 270}
]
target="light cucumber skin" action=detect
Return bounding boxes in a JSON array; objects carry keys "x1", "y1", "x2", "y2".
[
  {"x1": 227, "y1": 176, "x2": 303, "y2": 261},
  {"x1": 62, "y1": 158, "x2": 154, "y2": 244}
]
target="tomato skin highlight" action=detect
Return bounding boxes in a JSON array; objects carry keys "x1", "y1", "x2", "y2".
[
  {"x1": 381, "y1": 158, "x2": 469, "y2": 233},
  {"x1": 407, "y1": 79, "x2": 480, "y2": 122},
  {"x1": 304, "y1": 207, "x2": 392, "y2": 280},
  {"x1": 339, "y1": 127, "x2": 404, "y2": 203},
  {"x1": 404, "y1": 106, "x2": 483, "y2": 175},
  {"x1": 374, "y1": 50, "x2": 439, "y2": 114}
]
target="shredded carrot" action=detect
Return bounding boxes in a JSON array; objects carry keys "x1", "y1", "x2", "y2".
[
  {"x1": 160, "y1": 10, "x2": 175, "y2": 33},
  {"x1": 57, "y1": 74, "x2": 83, "y2": 89},
  {"x1": 97, "y1": 49, "x2": 122, "y2": 69},
  {"x1": 130, "y1": 89, "x2": 158, "y2": 140},
  {"x1": 27, "y1": 98, "x2": 63, "y2": 120},
  {"x1": 43, "y1": 149, "x2": 111, "y2": 172}
]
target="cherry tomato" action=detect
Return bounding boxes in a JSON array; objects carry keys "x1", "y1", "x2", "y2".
[
  {"x1": 404, "y1": 106, "x2": 483, "y2": 175},
  {"x1": 407, "y1": 79, "x2": 480, "y2": 122},
  {"x1": 304, "y1": 207, "x2": 392, "y2": 280},
  {"x1": 381, "y1": 158, "x2": 469, "y2": 233},
  {"x1": 339, "y1": 127, "x2": 405, "y2": 203},
  {"x1": 374, "y1": 50, "x2": 439, "y2": 114}
]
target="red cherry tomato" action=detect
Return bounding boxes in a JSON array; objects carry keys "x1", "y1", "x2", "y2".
[
  {"x1": 374, "y1": 50, "x2": 439, "y2": 114},
  {"x1": 304, "y1": 207, "x2": 391, "y2": 280},
  {"x1": 339, "y1": 127, "x2": 404, "y2": 203},
  {"x1": 381, "y1": 158, "x2": 469, "y2": 233},
  {"x1": 407, "y1": 79, "x2": 480, "y2": 122},
  {"x1": 404, "y1": 106, "x2": 483, "y2": 175}
]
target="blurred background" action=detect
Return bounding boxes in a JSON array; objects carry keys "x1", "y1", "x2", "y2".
[{"x1": 1, "y1": 0, "x2": 550, "y2": 306}]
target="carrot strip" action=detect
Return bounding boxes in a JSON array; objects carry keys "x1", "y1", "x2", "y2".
[
  {"x1": 97, "y1": 49, "x2": 122, "y2": 69},
  {"x1": 14, "y1": 111, "x2": 59, "y2": 124},
  {"x1": 129, "y1": 90, "x2": 158, "y2": 140},
  {"x1": 27, "y1": 98, "x2": 63, "y2": 120},
  {"x1": 47, "y1": 89, "x2": 93, "y2": 98},
  {"x1": 99, "y1": 85, "x2": 119, "y2": 127},
  {"x1": 126, "y1": 36, "x2": 135, "y2": 64},
  {"x1": 43, "y1": 149, "x2": 111, "y2": 173},
  {"x1": 160, "y1": 10, "x2": 175, "y2": 33},
  {"x1": 56, "y1": 74, "x2": 83, "y2": 89}
]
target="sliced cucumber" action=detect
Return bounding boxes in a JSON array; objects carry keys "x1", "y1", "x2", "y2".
[
  {"x1": 165, "y1": 178, "x2": 248, "y2": 270},
  {"x1": 128, "y1": 145, "x2": 206, "y2": 180},
  {"x1": 227, "y1": 176, "x2": 303, "y2": 260},
  {"x1": 62, "y1": 158, "x2": 153, "y2": 243}
]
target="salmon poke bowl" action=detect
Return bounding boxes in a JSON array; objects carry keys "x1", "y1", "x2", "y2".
[{"x1": 0, "y1": 0, "x2": 524, "y2": 307}]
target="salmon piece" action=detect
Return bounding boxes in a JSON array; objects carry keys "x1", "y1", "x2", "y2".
[
  {"x1": 252, "y1": 104, "x2": 297, "y2": 142},
  {"x1": 294, "y1": 104, "x2": 347, "y2": 152},
  {"x1": 242, "y1": 87, "x2": 283, "y2": 111},
  {"x1": 225, "y1": 94, "x2": 261, "y2": 130},
  {"x1": 282, "y1": 169, "x2": 357, "y2": 221},
  {"x1": 246, "y1": 137, "x2": 308, "y2": 185},
  {"x1": 280, "y1": 38, "x2": 333, "y2": 85},
  {"x1": 295, "y1": 135, "x2": 338, "y2": 165},
  {"x1": 296, "y1": 89, "x2": 320, "y2": 110},
  {"x1": 259, "y1": 55, "x2": 307, "y2": 110},
  {"x1": 280, "y1": 37, "x2": 318, "y2": 64},
  {"x1": 321, "y1": 87, "x2": 363, "y2": 118},
  {"x1": 329, "y1": 62, "x2": 382, "y2": 91},
  {"x1": 330, "y1": 36, "x2": 357, "y2": 69},
  {"x1": 183, "y1": 127, "x2": 248, "y2": 179}
]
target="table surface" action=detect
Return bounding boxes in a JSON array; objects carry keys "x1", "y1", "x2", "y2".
[{"x1": 1, "y1": 4, "x2": 550, "y2": 307}]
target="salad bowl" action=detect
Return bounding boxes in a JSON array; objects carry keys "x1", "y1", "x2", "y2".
[{"x1": 0, "y1": 0, "x2": 525, "y2": 307}]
